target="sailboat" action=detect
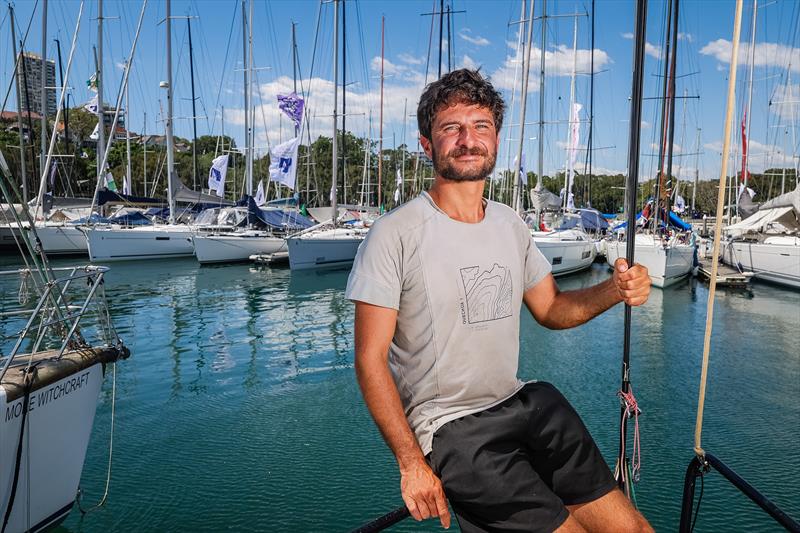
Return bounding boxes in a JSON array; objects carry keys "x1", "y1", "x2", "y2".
[
  {"x1": 722, "y1": 184, "x2": 800, "y2": 288},
  {"x1": 523, "y1": 0, "x2": 596, "y2": 276},
  {"x1": 0, "y1": 7, "x2": 130, "y2": 529},
  {"x1": 605, "y1": 0, "x2": 694, "y2": 288},
  {"x1": 84, "y1": 0, "x2": 195, "y2": 262},
  {"x1": 287, "y1": 0, "x2": 368, "y2": 271}
]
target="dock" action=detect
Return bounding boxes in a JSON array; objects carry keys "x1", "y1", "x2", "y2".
[{"x1": 695, "y1": 261, "x2": 754, "y2": 288}]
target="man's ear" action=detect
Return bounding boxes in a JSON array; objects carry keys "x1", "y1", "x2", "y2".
[{"x1": 419, "y1": 135, "x2": 433, "y2": 159}]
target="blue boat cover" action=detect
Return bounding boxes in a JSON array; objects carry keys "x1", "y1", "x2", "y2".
[
  {"x1": 246, "y1": 196, "x2": 314, "y2": 230},
  {"x1": 108, "y1": 211, "x2": 153, "y2": 225}
]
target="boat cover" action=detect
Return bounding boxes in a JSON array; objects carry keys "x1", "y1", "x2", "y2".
[
  {"x1": 725, "y1": 206, "x2": 798, "y2": 236},
  {"x1": 108, "y1": 211, "x2": 152, "y2": 225},
  {"x1": 246, "y1": 197, "x2": 314, "y2": 231}
]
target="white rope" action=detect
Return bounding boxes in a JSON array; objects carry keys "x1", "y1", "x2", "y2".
[{"x1": 694, "y1": 0, "x2": 744, "y2": 458}]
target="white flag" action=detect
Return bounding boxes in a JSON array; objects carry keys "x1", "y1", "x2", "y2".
[
  {"x1": 268, "y1": 137, "x2": 300, "y2": 191},
  {"x1": 565, "y1": 103, "x2": 583, "y2": 202},
  {"x1": 255, "y1": 179, "x2": 266, "y2": 206},
  {"x1": 123, "y1": 171, "x2": 131, "y2": 195},
  {"x1": 89, "y1": 122, "x2": 99, "y2": 140},
  {"x1": 394, "y1": 168, "x2": 403, "y2": 203},
  {"x1": 208, "y1": 154, "x2": 229, "y2": 197},
  {"x1": 84, "y1": 94, "x2": 99, "y2": 115}
]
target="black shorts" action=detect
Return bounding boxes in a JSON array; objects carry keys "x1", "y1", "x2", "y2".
[{"x1": 428, "y1": 382, "x2": 615, "y2": 532}]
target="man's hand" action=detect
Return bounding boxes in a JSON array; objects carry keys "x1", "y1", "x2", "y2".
[
  {"x1": 399, "y1": 459, "x2": 451, "y2": 529},
  {"x1": 612, "y1": 258, "x2": 651, "y2": 306}
]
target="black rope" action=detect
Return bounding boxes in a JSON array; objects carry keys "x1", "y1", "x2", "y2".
[
  {"x1": 690, "y1": 468, "x2": 704, "y2": 532},
  {"x1": 350, "y1": 505, "x2": 410, "y2": 533}
]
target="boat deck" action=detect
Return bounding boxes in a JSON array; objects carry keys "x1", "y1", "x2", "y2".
[{"x1": 696, "y1": 261, "x2": 754, "y2": 288}]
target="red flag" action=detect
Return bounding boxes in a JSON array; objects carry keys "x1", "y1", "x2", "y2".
[{"x1": 740, "y1": 112, "x2": 748, "y2": 184}]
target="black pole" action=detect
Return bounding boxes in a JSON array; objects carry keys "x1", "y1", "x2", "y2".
[
  {"x1": 187, "y1": 18, "x2": 198, "y2": 190},
  {"x1": 653, "y1": 0, "x2": 673, "y2": 230},
  {"x1": 292, "y1": 21, "x2": 299, "y2": 138},
  {"x1": 617, "y1": 0, "x2": 648, "y2": 495},
  {"x1": 446, "y1": 2, "x2": 452, "y2": 73},
  {"x1": 678, "y1": 454, "x2": 800, "y2": 532},
  {"x1": 351, "y1": 506, "x2": 410, "y2": 533},
  {"x1": 664, "y1": 0, "x2": 680, "y2": 214}
]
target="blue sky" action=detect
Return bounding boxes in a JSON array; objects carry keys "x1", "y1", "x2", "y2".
[{"x1": 2, "y1": 0, "x2": 799, "y2": 189}]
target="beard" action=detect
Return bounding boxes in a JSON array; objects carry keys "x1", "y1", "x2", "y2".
[{"x1": 431, "y1": 144, "x2": 497, "y2": 182}]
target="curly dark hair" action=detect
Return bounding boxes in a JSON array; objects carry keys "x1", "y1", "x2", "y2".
[{"x1": 417, "y1": 68, "x2": 505, "y2": 140}]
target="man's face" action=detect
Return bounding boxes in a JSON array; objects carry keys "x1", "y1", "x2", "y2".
[{"x1": 420, "y1": 103, "x2": 499, "y2": 182}]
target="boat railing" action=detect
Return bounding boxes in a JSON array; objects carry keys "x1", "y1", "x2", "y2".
[
  {"x1": 0, "y1": 265, "x2": 122, "y2": 382},
  {"x1": 678, "y1": 452, "x2": 800, "y2": 532}
]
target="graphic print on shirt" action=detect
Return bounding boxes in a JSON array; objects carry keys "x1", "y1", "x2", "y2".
[{"x1": 459, "y1": 263, "x2": 513, "y2": 324}]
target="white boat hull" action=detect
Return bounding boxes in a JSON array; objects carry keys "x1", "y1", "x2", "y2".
[
  {"x1": 193, "y1": 232, "x2": 287, "y2": 264},
  {"x1": 532, "y1": 230, "x2": 597, "y2": 276},
  {"x1": 86, "y1": 226, "x2": 195, "y2": 262},
  {"x1": 286, "y1": 228, "x2": 366, "y2": 270},
  {"x1": 605, "y1": 236, "x2": 695, "y2": 288},
  {"x1": 0, "y1": 223, "x2": 27, "y2": 251},
  {"x1": 28, "y1": 225, "x2": 88, "y2": 255},
  {"x1": 722, "y1": 238, "x2": 800, "y2": 289},
  {"x1": 0, "y1": 364, "x2": 104, "y2": 533}
]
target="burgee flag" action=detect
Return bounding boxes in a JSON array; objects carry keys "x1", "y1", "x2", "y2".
[
  {"x1": 89, "y1": 122, "x2": 100, "y2": 140},
  {"x1": 105, "y1": 171, "x2": 117, "y2": 192},
  {"x1": 394, "y1": 168, "x2": 403, "y2": 203},
  {"x1": 277, "y1": 93, "x2": 305, "y2": 128},
  {"x1": 208, "y1": 154, "x2": 229, "y2": 197},
  {"x1": 269, "y1": 137, "x2": 300, "y2": 191},
  {"x1": 84, "y1": 94, "x2": 99, "y2": 115},
  {"x1": 255, "y1": 180, "x2": 266, "y2": 206}
]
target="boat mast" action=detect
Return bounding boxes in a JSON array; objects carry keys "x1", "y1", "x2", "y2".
[
  {"x1": 586, "y1": 0, "x2": 595, "y2": 206},
  {"x1": 743, "y1": 0, "x2": 757, "y2": 190},
  {"x1": 9, "y1": 5, "x2": 27, "y2": 203},
  {"x1": 562, "y1": 13, "x2": 578, "y2": 211},
  {"x1": 378, "y1": 15, "x2": 384, "y2": 210},
  {"x1": 663, "y1": 0, "x2": 680, "y2": 217},
  {"x1": 512, "y1": 0, "x2": 535, "y2": 214},
  {"x1": 40, "y1": 0, "x2": 48, "y2": 189},
  {"x1": 341, "y1": 0, "x2": 347, "y2": 206},
  {"x1": 691, "y1": 127, "x2": 700, "y2": 213},
  {"x1": 165, "y1": 0, "x2": 177, "y2": 223},
  {"x1": 96, "y1": 0, "x2": 106, "y2": 190},
  {"x1": 438, "y1": 0, "x2": 443, "y2": 78},
  {"x1": 653, "y1": 0, "x2": 673, "y2": 232},
  {"x1": 143, "y1": 110, "x2": 147, "y2": 196},
  {"x1": 330, "y1": 0, "x2": 339, "y2": 223},
  {"x1": 240, "y1": 0, "x2": 250, "y2": 197},
  {"x1": 125, "y1": 60, "x2": 131, "y2": 195},
  {"x1": 188, "y1": 17, "x2": 198, "y2": 190},
  {"x1": 536, "y1": 0, "x2": 547, "y2": 193},
  {"x1": 247, "y1": 0, "x2": 254, "y2": 197}
]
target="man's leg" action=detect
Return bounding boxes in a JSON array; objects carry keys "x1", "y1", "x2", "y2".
[{"x1": 566, "y1": 488, "x2": 653, "y2": 533}]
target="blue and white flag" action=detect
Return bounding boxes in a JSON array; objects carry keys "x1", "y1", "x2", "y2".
[
  {"x1": 84, "y1": 94, "x2": 99, "y2": 115},
  {"x1": 277, "y1": 93, "x2": 305, "y2": 128},
  {"x1": 255, "y1": 179, "x2": 266, "y2": 206},
  {"x1": 514, "y1": 153, "x2": 527, "y2": 185},
  {"x1": 208, "y1": 154, "x2": 229, "y2": 197},
  {"x1": 269, "y1": 137, "x2": 300, "y2": 191}
]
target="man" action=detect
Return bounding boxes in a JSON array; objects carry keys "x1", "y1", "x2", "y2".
[{"x1": 346, "y1": 69, "x2": 652, "y2": 532}]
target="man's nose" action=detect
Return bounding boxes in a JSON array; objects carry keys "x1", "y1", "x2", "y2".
[{"x1": 456, "y1": 125, "x2": 478, "y2": 147}]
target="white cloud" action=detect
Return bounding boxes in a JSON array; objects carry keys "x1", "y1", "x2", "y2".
[
  {"x1": 770, "y1": 83, "x2": 800, "y2": 122},
  {"x1": 704, "y1": 139, "x2": 795, "y2": 171},
  {"x1": 398, "y1": 53, "x2": 424, "y2": 66},
  {"x1": 461, "y1": 55, "x2": 478, "y2": 70},
  {"x1": 700, "y1": 39, "x2": 800, "y2": 72},
  {"x1": 458, "y1": 29, "x2": 490, "y2": 47},
  {"x1": 678, "y1": 32, "x2": 694, "y2": 43},
  {"x1": 621, "y1": 32, "x2": 662, "y2": 59},
  {"x1": 490, "y1": 45, "x2": 612, "y2": 91}
]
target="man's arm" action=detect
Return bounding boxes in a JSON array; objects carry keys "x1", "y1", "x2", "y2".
[
  {"x1": 354, "y1": 301, "x2": 451, "y2": 529},
  {"x1": 524, "y1": 258, "x2": 651, "y2": 330}
]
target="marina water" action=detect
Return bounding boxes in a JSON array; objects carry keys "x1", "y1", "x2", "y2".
[{"x1": 1, "y1": 257, "x2": 797, "y2": 532}]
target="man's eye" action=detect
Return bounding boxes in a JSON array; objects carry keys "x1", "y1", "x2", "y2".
[{"x1": 443, "y1": 125, "x2": 460, "y2": 133}]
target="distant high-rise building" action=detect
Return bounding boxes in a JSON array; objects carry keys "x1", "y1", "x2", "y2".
[{"x1": 16, "y1": 52, "x2": 57, "y2": 117}]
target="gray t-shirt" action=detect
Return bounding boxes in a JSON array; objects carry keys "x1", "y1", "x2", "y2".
[{"x1": 345, "y1": 192, "x2": 551, "y2": 455}]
